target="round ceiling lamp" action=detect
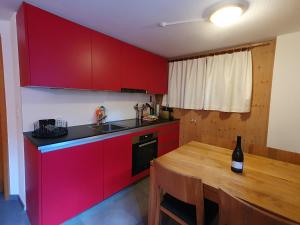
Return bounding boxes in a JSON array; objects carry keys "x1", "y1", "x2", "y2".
[
  {"x1": 207, "y1": 1, "x2": 249, "y2": 27},
  {"x1": 158, "y1": 0, "x2": 249, "y2": 28}
]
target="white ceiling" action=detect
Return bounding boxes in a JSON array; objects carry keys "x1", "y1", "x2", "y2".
[{"x1": 0, "y1": 0, "x2": 300, "y2": 58}]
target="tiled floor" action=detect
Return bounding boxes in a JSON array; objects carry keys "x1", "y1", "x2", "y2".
[{"x1": 0, "y1": 178, "x2": 177, "y2": 225}]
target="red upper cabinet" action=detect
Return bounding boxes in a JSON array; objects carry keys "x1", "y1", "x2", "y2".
[
  {"x1": 120, "y1": 44, "x2": 151, "y2": 91},
  {"x1": 16, "y1": 5, "x2": 31, "y2": 86},
  {"x1": 17, "y1": 3, "x2": 92, "y2": 89},
  {"x1": 16, "y1": 3, "x2": 168, "y2": 92},
  {"x1": 91, "y1": 31, "x2": 122, "y2": 91},
  {"x1": 120, "y1": 44, "x2": 168, "y2": 94},
  {"x1": 148, "y1": 54, "x2": 168, "y2": 94}
]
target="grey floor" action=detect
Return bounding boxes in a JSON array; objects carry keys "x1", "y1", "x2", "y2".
[
  {"x1": 0, "y1": 194, "x2": 30, "y2": 225},
  {"x1": 63, "y1": 178, "x2": 150, "y2": 225},
  {"x1": 0, "y1": 178, "x2": 177, "y2": 225}
]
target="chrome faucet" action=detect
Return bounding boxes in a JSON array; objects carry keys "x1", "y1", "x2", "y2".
[{"x1": 96, "y1": 115, "x2": 107, "y2": 126}]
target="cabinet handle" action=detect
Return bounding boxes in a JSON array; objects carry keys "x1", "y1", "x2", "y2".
[{"x1": 138, "y1": 140, "x2": 157, "y2": 148}]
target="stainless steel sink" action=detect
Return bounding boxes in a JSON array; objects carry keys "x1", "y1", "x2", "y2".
[{"x1": 89, "y1": 123, "x2": 127, "y2": 133}]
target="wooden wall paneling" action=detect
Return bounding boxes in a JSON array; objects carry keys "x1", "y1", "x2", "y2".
[
  {"x1": 0, "y1": 121, "x2": 2, "y2": 193},
  {"x1": 248, "y1": 41, "x2": 276, "y2": 147},
  {"x1": 0, "y1": 37, "x2": 10, "y2": 198},
  {"x1": 172, "y1": 40, "x2": 300, "y2": 164},
  {"x1": 186, "y1": 110, "x2": 200, "y2": 142},
  {"x1": 247, "y1": 145, "x2": 300, "y2": 165},
  {"x1": 160, "y1": 40, "x2": 300, "y2": 165},
  {"x1": 173, "y1": 109, "x2": 191, "y2": 145}
]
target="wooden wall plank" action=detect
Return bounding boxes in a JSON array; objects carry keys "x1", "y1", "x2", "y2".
[
  {"x1": 0, "y1": 37, "x2": 10, "y2": 198},
  {"x1": 0, "y1": 118, "x2": 2, "y2": 193}
]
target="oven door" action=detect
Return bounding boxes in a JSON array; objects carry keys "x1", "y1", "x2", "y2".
[{"x1": 132, "y1": 137, "x2": 158, "y2": 176}]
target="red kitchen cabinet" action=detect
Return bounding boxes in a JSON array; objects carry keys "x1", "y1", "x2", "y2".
[
  {"x1": 159, "y1": 141, "x2": 179, "y2": 156},
  {"x1": 103, "y1": 134, "x2": 132, "y2": 198},
  {"x1": 102, "y1": 127, "x2": 160, "y2": 199},
  {"x1": 120, "y1": 44, "x2": 168, "y2": 94},
  {"x1": 17, "y1": 3, "x2": 168, "y2": 92},
  {"x1": 148, "y1": 54, "x2": 168, "y2": 94},
  {"x1": 24, "y1": 139, "x2": 103, "y2": 225},
  {"x1": 91, "y1": 31, "x2": 123, "y2": 91},
  {"x1": 17, "y1": 3, "x2": 92, "y2": 89},
  {"x1": 41, "y1": 142, "x2": 103, "y2": 225},
  {"x1": 24, "y1": 138, "x2": 42, "y2": 225},
  {"x1": 120, "y1": 44, "x2": 151, "y2": 91},
  {"x1": 158, "y1": 123, "x2": 180, "y2": 156},
  {"x1": 24, "y1": 122, "x2": 179, "y2": 225}
]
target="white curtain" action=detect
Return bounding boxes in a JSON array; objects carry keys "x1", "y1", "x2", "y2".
[
  {"x1": 204, "y1": 51, "x2": 252, "y2": 112},
  {"x1": 163, "y1": 50, "x2": 252, "y2": 113},
  {"x1": 162, "y1": 58, "x2": 206, "y2": 110}
]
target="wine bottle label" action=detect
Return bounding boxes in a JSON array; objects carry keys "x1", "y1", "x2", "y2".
[{"x1": 232, "y1": 161, "x2": 243, "y2": 170}]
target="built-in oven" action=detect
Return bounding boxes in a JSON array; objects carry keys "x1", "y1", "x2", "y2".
[{"x1": 132, "y1": 132, "x2": 158, "y2": 176}]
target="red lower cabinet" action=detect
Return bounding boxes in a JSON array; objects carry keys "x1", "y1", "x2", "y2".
[
  {"x1": 158, "y1": 141, "x2": 180, "y2": 156},
  {"x1": 158, "y1": 123, "x2": 180, "y2": 156},
  {"x1": 24, "y1": 122, "x2": 179, "y2": 225},
  {"x1": 103, "y1": 134, "x2": 132, "y2": 198},
  {"x1": 41, "y1": 141, "x2": 103, "y2": 225},
  {"x1": 24, "y1": 140, "x2": 103, "y2": 225},
  {"x1": 24, "y1": 138, "x2": 42, "y2": 225}
]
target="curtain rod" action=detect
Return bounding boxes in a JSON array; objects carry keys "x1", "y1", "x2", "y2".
[{"x1": 168, "y1": 40, "x2": 273, "y2": 62}]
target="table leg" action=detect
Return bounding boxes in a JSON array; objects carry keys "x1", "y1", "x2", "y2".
[{"x1": 148, "y1": 165, "x2": 157, "y2": 225}]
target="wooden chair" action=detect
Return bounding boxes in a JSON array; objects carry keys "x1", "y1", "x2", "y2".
[
  {"x1": 218, "y1": 189, "x2": 298, "y2": 225},
  {"x1": 153, "y1": 160, "x2": 204, "y2": 225}
]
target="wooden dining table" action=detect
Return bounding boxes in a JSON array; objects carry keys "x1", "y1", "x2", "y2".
[{"x1": 148, "y1": 141, "x2": 300, "y2": 224}]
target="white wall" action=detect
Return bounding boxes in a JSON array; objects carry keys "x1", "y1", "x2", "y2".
[
  {"x1": 22, "y1": 88, "x2": 149, "y2": 132},
  {"x1": 1, "y1": 14, "x2": 149, "y2": 207},
  {"x1": 267, "y1": 31, "x2": 300, "y2": 153}
]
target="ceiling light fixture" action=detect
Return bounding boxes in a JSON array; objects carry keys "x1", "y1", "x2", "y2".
[
  {"x1": 159, "y1": 1, "x2": 248, "y2": 28},
  {"x1": 208, "y1": 1, "x2": 249, "y2": 27},
  {"x1": 159, "y1": 18, "x2": 204, "y2": 27}
]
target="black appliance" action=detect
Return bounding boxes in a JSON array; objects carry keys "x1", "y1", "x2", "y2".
[{"x1": 132, "y1": 132, "x2": 158, "y2": 176}]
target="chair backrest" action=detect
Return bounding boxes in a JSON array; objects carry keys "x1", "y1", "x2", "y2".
[
  {"x1": 153, "y1": 159, "x2": 203, "y2": 207},
  {"x1": 219, "y1": 189, "x2": 297, "y2": 225}
]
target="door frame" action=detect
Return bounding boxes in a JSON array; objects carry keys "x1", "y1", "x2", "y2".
[{"x1": 0, "y1": 36, "x2": 10, "y2": 199}]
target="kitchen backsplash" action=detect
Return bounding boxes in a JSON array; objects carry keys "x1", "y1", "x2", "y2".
[{"x1": 21, "y1": 87, "x2": 149, "y2": 132}]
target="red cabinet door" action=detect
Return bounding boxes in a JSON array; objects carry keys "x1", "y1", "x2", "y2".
[
  {"x1": 158, "y1": 123, "x2": 180, "y2": 156},
  {"x1": 148, "y1": 55, "x2": 168, "y2": 94},
  {"x1": 24, "y1": 138, "x2": 42, "y2": 225},
  {"x1": 41, "y1": 142, "x2": 103, "y2": 225},
  {"x1": 103, "y1": 134, "x2": 132, "y2": 199},
  {"x1": 91, "y1": 31, "x2": 122, "y2": 91},
  {"x1": 25, "y1": 3, "x2": 92, "y2": 89},
  {"x1": 120, "y1": 43, "x2": 168, "y2": 93},
  {"x1": 120, "y1": 44, "x2": 152, "y2": 91}
]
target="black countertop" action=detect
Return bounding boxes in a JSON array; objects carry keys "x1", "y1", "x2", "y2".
[{"x1": 24, "y1": 118, "x2": 179, "y2": 148}]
